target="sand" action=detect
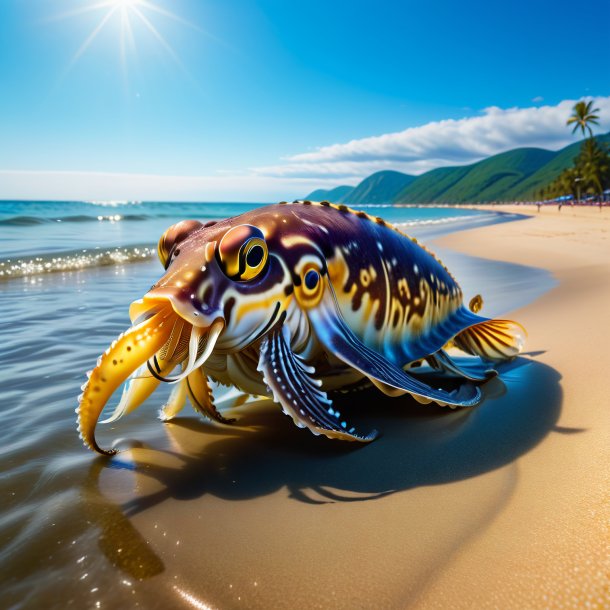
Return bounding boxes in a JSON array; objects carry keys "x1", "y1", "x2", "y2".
[
  {"x1": 67, "y1": 206, "x2": 610, "y2": 609},
  {"x1": 419, "y1": 204, "x2": 610, "y2": 609}
]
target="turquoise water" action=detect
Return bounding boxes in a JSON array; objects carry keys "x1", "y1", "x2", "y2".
[
  {"x1": 0, "y1": 200, "x2": 504, "y2": 280},
  {"x1": 0, "y1": 201, "x2": 261, "y2": 258},
  {"x1": 0, "y1": 200, "x2": 556, "y2": 608},
  {"x1": 0, "y1": 199, "x2": 494, "y2": 261}
]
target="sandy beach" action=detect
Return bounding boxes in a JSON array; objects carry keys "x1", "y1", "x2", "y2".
[
  {"x1": 2, "y1": 205, "x2": 609, "y2": 609},
  {"x1": 421, "y1": 205, "x2": 610, "y2": 608}
]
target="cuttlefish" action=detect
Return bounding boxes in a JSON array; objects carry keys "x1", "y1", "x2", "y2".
[{"x1": 76, "y1": 201, "x2": 525, "y2": 455}]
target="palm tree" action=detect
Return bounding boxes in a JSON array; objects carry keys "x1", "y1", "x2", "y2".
[
  {"x1": 540, "y1": 100, "x2": 608, "y2": 207},
  {"x1": 567, "y1": 100, "x2": 600, "y2": 139},
  {"x1": 577, "y1": 139, "x2": 610, "y2": 197}
]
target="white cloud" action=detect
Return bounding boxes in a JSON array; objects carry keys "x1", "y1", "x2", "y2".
[
  {"x1": 532, "y1": 96, "x2": 544, "y2": 103},
  {"x1": 253, "y1": 96, "x2": 610, "y2": 180}
]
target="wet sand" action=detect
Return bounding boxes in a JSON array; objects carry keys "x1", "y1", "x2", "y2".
[{"x1": 1, "y1": 207, "x2": 608, "y2": 609}]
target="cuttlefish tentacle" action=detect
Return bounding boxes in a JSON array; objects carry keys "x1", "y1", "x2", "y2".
[
  {"x1": 145, "y1": 320, "x2": 224, "y2": 384},
  {"x1": 158, "y1": 362, "x2": 235, "y2": 424},
  {"x1": 100, "y1": 362, "x2": 168, "y2": 425},
  {"x1": 159, "y1": 377, "x2": 188, "y2": 421},
  {"x1": 101, "y1": 317, "x2": 194, "y2": 424},
  {"x1": 185, "y1": 366, "x2": 237, "y2": 424},
  {"x1": 76, "y1": 307, "x2": 175, "y2": 455}
]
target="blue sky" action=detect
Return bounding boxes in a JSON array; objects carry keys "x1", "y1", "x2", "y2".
[{"x1": 1, "y1": 0, "x2": 609, "y2": 201}]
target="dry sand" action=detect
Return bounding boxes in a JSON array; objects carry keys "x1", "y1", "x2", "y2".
[{"x1": 93, "y1": 205, "x2": 609, "y2": 610}]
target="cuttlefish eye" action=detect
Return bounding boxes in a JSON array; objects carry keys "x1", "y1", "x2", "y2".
[
  {"x1": 217, "y1": 224, "x2": 268, "y2": 281},
  {"x1": 304, "y1": 269, "x2": 320, "y2": 290},
  {"x1": 157, "y1": 220, "x2": 203, "y2": 268},
  {"x1": 295, "y1": 265, "x2": 324, "y2": 308}
]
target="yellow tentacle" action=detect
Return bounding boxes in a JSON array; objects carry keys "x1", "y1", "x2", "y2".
[
  {"x1": 185, "y1": 367, "x2": 236, "y2": 424},
  {"x1": 76, "y1": 307, "x2": 175, "y2": 455},
  {"x1": 159, "y1": 378, "x2": 188, "y2": 421},
  {"x1": 100, "y1": 364, "x2": 158, "y2": 424}
]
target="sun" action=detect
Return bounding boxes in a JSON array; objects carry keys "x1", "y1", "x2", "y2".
[
  {"x1": 56, "y1": 0, "x2": 197, "y2": 81},
  {"x1": 113, "y1": 0, "x2": 141, "y2": 7}
]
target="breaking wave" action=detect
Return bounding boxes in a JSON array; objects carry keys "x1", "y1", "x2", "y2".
[{"x1": 0, "y1": 245, "x2": 156, "y2": 281}]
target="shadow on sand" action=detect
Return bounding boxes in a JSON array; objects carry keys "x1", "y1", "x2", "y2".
[{"x1": 82, "y1": 355, "x2": 564, "y2": 578}]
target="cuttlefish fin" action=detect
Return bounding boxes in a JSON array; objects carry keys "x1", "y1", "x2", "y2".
[
  {"x1": 185, "y1": 367, "x2": 236, "y2": 424},
  {"x1": 426, "y1": 349, "x2": 497, "y2": 382},
  {"x1": 453, "y1": 319, "x2": 526, "y2": 362},
  {"x1": 307, "y1": 284, "x2": 482, "y2": 408},
  {"x1": 258, "y1": 325, "x2": 378, "y2": 442}
]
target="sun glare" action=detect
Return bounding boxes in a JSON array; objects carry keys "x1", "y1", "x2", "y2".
[{"x1": 57, "y1": 0, "x2": 198, "y2": 83}]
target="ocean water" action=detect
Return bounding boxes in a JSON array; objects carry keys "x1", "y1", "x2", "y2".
[
  {"x1": 0, "y1": 200, "x2": 500, "y2": 278},
  {"x1": 0, "y1": 200, "x2": 556, "y2": 609}
]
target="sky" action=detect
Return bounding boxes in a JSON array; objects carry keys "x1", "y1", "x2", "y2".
[{"x1": 0, "y1": 0, "x2": 609, "y2": 202}]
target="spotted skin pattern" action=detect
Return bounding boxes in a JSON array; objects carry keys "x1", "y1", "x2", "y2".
[
  {"x1": 287, "y1": 201, "x2": 463, "y2": 363},
  {"x1": 76, "y1": 201, "x2": 525, "y2": 454}
]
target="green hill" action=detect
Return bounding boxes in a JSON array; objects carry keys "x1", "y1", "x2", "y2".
[
  {"x1": 501, "y1": 133, "x2": 610, "y2": 199},
  {"x1": 391, "y1": 165, "x2": 471, "y2": 203},
  {"x1": 343, "y1": 170, "x2": 416, "y2": 204},
  {"x1": 304, "y1": 185, "x2": 354, "y2": 203},
  {"x1": 396, "y1": 147, "x2": 554, "y2": 203},
  {"x1": 303, "y1": 133, "x2": 610, "y2": 204}
]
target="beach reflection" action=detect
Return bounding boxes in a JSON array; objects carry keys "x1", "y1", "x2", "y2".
[{"x1": 83, "y1": 459, "x2": 166, "y2": 580}]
